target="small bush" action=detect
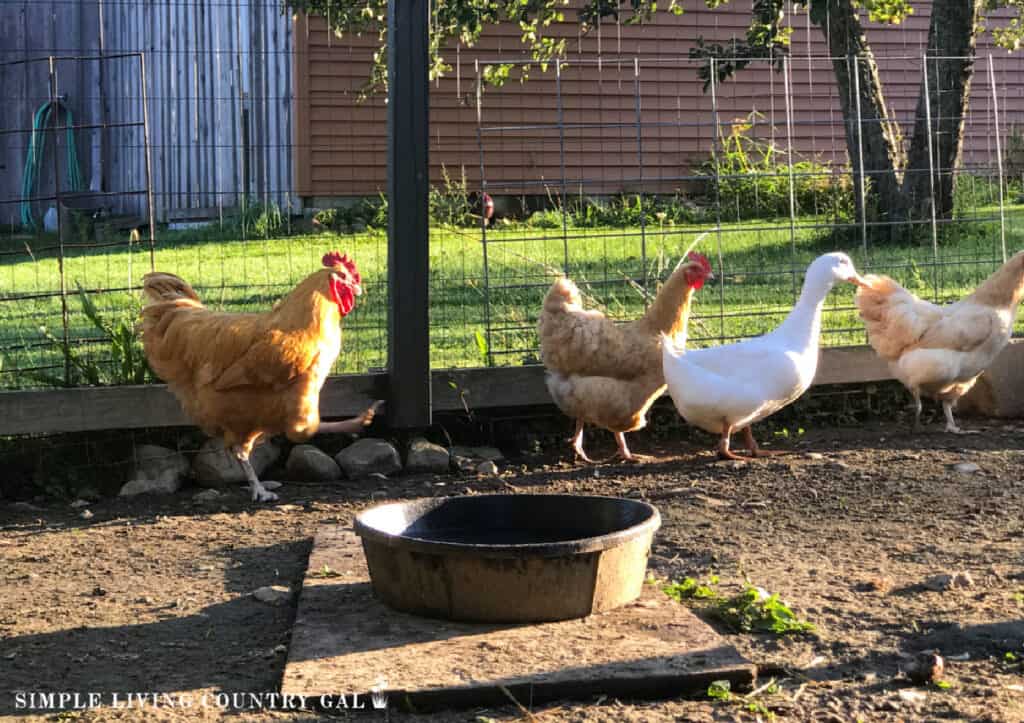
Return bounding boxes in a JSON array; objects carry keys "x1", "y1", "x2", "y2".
[
  {"x1": 700, "y1": 112, "x2": 853, "y2": 221},
  {"x1": 430, "y1": 166, "x2": 475, "y2": 227}
]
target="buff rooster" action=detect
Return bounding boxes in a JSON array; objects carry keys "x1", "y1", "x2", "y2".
[
  {"x1": 538, "y1": 250, "x2": 713, "y2": 462},
  {"x1": 140, "y1": 251, "x2": 380, "y2": 502},
  {"x1": 855, "y1": 250, "x2": 1024, "y2": 433}
]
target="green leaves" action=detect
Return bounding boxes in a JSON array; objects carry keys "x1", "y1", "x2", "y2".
[
  {"x1": 36, "y1": 284, "x2": 154, "y2": 388},
  {"x1": 663, "y1": 575, "x2": 815, "y2": 635},
  {"x1": 663, "y1": 575, "x2": 720, "y2": 601},
  {"x1": 707, "y1": 680, "x2": 732, "y2": 701}
]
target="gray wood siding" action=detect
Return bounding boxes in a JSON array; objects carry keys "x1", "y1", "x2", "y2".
[{"x1": 0, "y1": 0, "x2": 294, "y2": 223}]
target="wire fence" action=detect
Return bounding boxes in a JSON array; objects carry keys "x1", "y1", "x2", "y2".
[
  {"x1": 1, "y1": 0, "x2": 1023, "y2": 395},
  {"x1": 470, "y1": 52, "x2": 1024, "y2": 367}
]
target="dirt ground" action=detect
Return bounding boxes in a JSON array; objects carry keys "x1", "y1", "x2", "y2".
[{"x1": 2, "y1": 419, "x2": 1024, "y2": 723}]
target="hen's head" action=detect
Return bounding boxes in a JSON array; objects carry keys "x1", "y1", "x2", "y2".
[
  {"x1": 322, "y1": 251, "x2": 362, "y2": 316},
  {"x1": 681, "y1": 252, "x2": 713, "y2": 290}
]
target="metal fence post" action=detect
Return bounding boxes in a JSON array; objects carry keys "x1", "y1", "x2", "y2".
[{"x1": 387, "y1": 0, "x2": 432, "y2": 428}]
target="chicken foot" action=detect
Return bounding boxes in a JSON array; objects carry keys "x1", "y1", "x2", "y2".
[
  {"x1": 317, "y1": 400, "x2": 383, "y2": 436},
  {"x1": 943, "y1": 399, "x2": 979, "y2": 435},
  {"x1": 233, "y1": 446, "x2": 279, "y2": 503},
  {"x1": 613, "y1": 432, "x2": 653, "y2": 463},
  {"x1": 716, "y1": 426, "x2": 747, "y2": 461},
  {"x1": 741, "y1": 427, "x2": 786, "y2": 457},
  {"x1": 717, "y1": 426, "x2": 784, "y2": 461}
]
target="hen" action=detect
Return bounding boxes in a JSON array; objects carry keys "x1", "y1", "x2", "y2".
[
  {"x1": 140, "y1": 251, "x2": 379, "y2": 501},
  {"x1": 855, "y1": 250, "x2": 1024, "y2": 433},
  {"x1": 538, "y1": 251, "x2": 713, "y2": 462}
]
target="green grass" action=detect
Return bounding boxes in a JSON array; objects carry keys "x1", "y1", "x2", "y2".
[{"x1": 1, "y1": 206, "x2": 1022, "y2": 390}]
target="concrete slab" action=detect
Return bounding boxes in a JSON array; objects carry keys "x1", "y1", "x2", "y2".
[{"x1": 282, "y1": 525, "x2": 757, "y2": 713}]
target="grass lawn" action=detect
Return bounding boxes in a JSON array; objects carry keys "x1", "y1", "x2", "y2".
[{"x1": 1, "y1": 206, "x2": 1022, "y2": 390}]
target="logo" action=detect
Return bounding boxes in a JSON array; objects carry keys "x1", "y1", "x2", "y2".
[{"x1": 370, "y1": 677, "x2": 388, "y2": 710}]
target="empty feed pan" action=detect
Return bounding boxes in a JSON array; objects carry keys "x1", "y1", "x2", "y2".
[{"x1": 354, "y1": 494, "x2": 661, "y2": 623}]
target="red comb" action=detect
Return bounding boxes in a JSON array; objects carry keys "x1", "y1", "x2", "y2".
[
  {"x1": 687, "y1": 251, "x2": 712, "y2": 274},
  {"x1": 322, "y1": 251, "x2": 361, "y2": 284}
]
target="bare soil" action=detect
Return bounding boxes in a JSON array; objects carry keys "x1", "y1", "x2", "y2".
[{"x1": 2, "y1": 420, "x2": 1024, "y2": 722}]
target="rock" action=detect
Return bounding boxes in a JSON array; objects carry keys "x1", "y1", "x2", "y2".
[
  {"x1": 904, "y1": 651, "x2": 945, "y2": 685},
  {"x1": 477, "y1": 460, "x2": 499, "y2": 476},
  {"x1": 286, "y1": 445, "x2": 342, "y2": 482},
  {"x1": 192, "y1": 489, "x2": 222, "y2": 503},
  {"x1": 406, "y1": 438, "x2": 451, "y2": 473},
  {"x1": 119, "y1": 477, "x2": 180, "y2": 497},
  {"x1": 193, "y1": 439, "x2": 279, "y2": 487},
  {"x1": 70, "y1": 499, "x2": 90, "y2": 509},
  {"x1": 335, "y1": 438, "x2": 401, "y2": 478},
  {"x1": 807, "y1": 452, "x2": 825, "y2": 460},
  {"x1": 79, "y1": 509, "x2": 94, "y2": 520},
  {"x1": 451, "y1": 445, "x2": 504, "y2": 462},
  {"x1": 924, "y1": 571, "x2": 974, "y2": 592},
  {"x1": 857, "y1": 576, "x2": 894, "y2": 594},
  {"x1": 120, "y1": 444, "x2": 190, "y2": 496},
  {"x1": 952, "y1": 462, "x2": 981, "y2": 475},
  {"x1": 10, "y1": 501, "x2": 43, "y2": 512},
  {"x1": 898, "y1": 689, "x2": 927, "y2": 704},
  {"x1": 252, "y1": 585, "x2": 291, "y2": 606}
]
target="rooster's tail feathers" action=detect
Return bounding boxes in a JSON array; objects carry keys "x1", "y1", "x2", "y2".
[{"x1": 142, "y1": 272, "x2": 201, "y2": 305}]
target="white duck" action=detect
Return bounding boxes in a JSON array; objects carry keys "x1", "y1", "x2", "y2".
[{"x1": 662, "y1": 252, "x2": 867, "y2": 460}]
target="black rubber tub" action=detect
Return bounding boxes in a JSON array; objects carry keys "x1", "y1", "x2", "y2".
[{"x1": 354, "y1": 494, "x2": 661, "y2": 623}]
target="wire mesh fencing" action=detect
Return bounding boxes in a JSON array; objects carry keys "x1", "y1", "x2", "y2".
[
  {"x1": 1, "y1": 0, "x2": 1023, "y2": 396},
  {"x1": 468, "y1": 52, "x2": 1024, "y2": 367}
]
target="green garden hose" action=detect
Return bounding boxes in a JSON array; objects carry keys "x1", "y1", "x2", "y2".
[{"x1": 20, "y1": 99, "x2": 85, "y2": 231}]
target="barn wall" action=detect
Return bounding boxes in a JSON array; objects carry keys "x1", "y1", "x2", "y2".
[{"x1": 293, "y1": 0, "x2": 1024, "y2": 200}]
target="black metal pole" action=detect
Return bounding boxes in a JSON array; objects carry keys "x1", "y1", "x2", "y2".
[{"x1": 387, "y1": 0, "x2": 431, "y2": 428}]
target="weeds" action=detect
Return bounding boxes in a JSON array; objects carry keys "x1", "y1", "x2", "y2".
[
  {"x1": 33, "y1": 284, "x2": 152, "y2": 387},
  {"x1": 705, "y1": 678, "x2": 779, "y2": 720},
  {"x1": 663, "y1": 575, "x2": 815, "y2": 635},
  {"x1": 701, "y1": 112, "x2": 854, "y2": 221}
]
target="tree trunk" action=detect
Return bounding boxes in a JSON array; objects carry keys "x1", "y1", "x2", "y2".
[
  {"x1": 902, "y1": 0, "x2": 984, "y2": 225},
  {"x1": 820, "y1": 0, "x2": 906, "y2": 226}
]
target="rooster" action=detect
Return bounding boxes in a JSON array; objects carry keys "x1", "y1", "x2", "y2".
[
  {"x1": 855, "y1": 251, "x2": 1024, "y2": 433},
  {"x1": 538, "y1": 250, "x2": 713, "y2": 462},
  {"x1": 140, "y1": 251, "x2": 380, "y2": 501}
]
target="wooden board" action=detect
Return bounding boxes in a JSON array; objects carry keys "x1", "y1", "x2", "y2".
[{"x1": 281, "y1": 526, "x2": 756, "y2": 713}]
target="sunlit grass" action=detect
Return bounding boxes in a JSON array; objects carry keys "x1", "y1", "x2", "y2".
[{"x1": 1, "y1": 206, "x2": 1022, "y2": 389}]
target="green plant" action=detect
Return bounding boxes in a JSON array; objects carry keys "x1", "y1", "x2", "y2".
[
  {"x1": 663, "y1": 575, "x2": 815, "y2": 635},
  {"x1": 701, "y1": 112, "x2": 853, "y2": 222},
  {"x1": 707, "y1": 680, "x2": 732, "y2": 701},
  {"x1": 663, "y1": 575, "x2": 720, "y2": 601},
  {"x1": 313, "y1": 208, "x2": 339, "y2": 229},
  {"x1": 35, "y1": 284, "x2": 152, "y2": 387},
  {"x1": 233, "y1": 199, "x2": 285, "y2": 237},
  {"x1": 473, "y1": 330, "x2": 490, "y2": 366},
  {"x1": 430, "y1": 166, "x2": 475, "y2": 227}
]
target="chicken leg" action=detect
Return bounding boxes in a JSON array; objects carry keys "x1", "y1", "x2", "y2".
[
  {"x1": 717, "y1": 426, "x2": 746, "y2": 461},
  {"x1": 741, "y1": 427, "x2": 786, "y2": 457},
  {"x1": 233, "y1": 446, "x2": 279, "y2": 503},
  {"x1": 911, "y1": 392, "x2": 923, "y2": 433},
  {"x1": 317, "y1": 400, "x2": 383, "y2": 436},
  {"x1": 570, "y1": 419, "x2": 597, "y2": 463},
  {"x1": 943, "y1": 399, "x2": 979, "y2": 435}
]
